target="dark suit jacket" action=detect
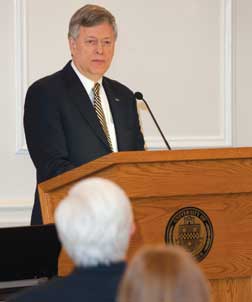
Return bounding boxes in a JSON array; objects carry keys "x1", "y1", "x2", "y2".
[
  {"x1": 8, "y1": 262, "x2": 126, "y2": 302},
  {"x1": 24, "y1": 62, "x2": 145, "y2": 224}
]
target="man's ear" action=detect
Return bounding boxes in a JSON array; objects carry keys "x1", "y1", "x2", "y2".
[{"x1": 69, "y1": 37, "x2": 76, "y2": 52}]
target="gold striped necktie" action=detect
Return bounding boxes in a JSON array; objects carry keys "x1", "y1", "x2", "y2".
[{"x1": 93, "y1": 82, "x2": 113, "y2": 151}]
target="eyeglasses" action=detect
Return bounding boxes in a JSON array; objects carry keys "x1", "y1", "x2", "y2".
[{"x1": 84, "y1": 38, "x2": 114, "y2": 48}]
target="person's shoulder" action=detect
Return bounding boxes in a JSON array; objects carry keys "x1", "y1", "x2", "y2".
[
  {"x1": 27, "y1": 69, "x2": 63, "y2": 93},
  {"x1": 103, "y1": 77, "x2": 134, "y2": 96},
  {"x1": 27, "y1": 61, "x2": 74, "y2": 93}
]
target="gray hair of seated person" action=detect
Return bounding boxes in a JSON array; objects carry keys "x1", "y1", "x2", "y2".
[
  {"x1": 68, "y1": 4, "x2": 117, "y2": 40},
  {"x1": 54, "y1": 177, "x2": 133, "y2": 267},
  {"x1": 117, "y1": 245, "x2": 210, "y2": 302}
]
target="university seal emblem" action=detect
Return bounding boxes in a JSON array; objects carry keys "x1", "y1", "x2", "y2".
[{"x1": 165, "y1": 207, "x2": 213, "y2": 261}]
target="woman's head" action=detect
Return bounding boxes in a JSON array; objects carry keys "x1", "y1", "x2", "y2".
[{"x1": 118, "y1": 245, "x2": 210, "y2": 302}]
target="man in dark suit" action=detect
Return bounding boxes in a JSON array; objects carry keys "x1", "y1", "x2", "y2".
[
  {"x1": 25, "y1": 4, "x2": 145, "y2": 224},
  {"x1": 8, "y1": 177, "x2": 135, "y2": 302}
]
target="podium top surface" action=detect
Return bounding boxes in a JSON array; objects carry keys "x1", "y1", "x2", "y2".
[{"x1": 39, "y1": 147, "x2": 252, "y2": 191}]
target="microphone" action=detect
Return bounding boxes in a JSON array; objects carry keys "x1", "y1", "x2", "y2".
[{"x1": 134, "y1": 92, "x2": 171, "y2": 150}]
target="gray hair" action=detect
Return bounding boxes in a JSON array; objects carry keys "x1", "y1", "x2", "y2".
[
  {"x1": 68, "y1": 4, "x2": 117, "y2": 40},
  {"x1": 54, "y1": 177, "x2": 133, "y2": 267}
]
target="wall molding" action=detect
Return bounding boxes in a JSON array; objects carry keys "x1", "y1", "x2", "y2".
[
  {"x1": 223, "y1": 0, "x2": 233, "y2": 146},
  {"x1": 14, "y1": 0, "x2": 28, "y2": 154},
  {"x1": 0, "y1": 200, "x2": 32, "y2": 227},
  {"x1": 15, "y1": 0, "x2": 233, "y2": 152},
  {"x1": 146, "y1": 134, "x2": 232, "y2": 150}
]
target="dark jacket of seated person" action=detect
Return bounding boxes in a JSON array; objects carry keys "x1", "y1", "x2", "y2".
[{"x1": 8, "y1": 263, "x2": 125, "y2": 302}]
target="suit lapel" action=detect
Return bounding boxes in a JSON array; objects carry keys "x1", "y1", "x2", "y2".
[{"x1": 61, "y1": 62, "x2": 111, "y2": 150}]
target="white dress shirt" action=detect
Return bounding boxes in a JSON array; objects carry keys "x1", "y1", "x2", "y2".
[{"x1": 71, "y1": 61, "x2": 118, "y2": 152}]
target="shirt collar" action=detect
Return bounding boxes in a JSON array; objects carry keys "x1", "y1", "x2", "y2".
[{"x1": 71, "y1": 61, "x2": 103, "y2": 97}]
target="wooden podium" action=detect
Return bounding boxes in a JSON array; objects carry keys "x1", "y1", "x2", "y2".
[{"x1": 39, "y1": 147, "x2": 252, "y2": 302}]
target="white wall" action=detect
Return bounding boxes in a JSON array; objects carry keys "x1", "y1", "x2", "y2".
[
  {"x1": 0, "y1": 0, "x2": 34, "y2": 226},
  {"x1": 233, "y1": 0, "x2": 252, "y2": 146},
  {"x1": 0, "y1": 0, "x2": 251, "y2": 226}
]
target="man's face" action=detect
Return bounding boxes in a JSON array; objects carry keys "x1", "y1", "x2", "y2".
[{"x1": 69, "y1": 22, "x2": 116, "y2": 81}]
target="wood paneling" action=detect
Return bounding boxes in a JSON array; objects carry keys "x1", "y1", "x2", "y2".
[{"x1": 39, "y1": 148, "x2": 252, "y2": 301}]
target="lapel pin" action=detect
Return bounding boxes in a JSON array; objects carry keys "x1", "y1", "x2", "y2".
[{"x1": 114, "y1": 98, "x2": 120, "y2": 102}]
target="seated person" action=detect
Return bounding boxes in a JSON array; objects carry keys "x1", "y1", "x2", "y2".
[
  {"x1": 8, "y1": 177, "x2": 135, "y2": 302},
  {"x1": 117, "y1": 244, "x2": 210, "y2": 302}
]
